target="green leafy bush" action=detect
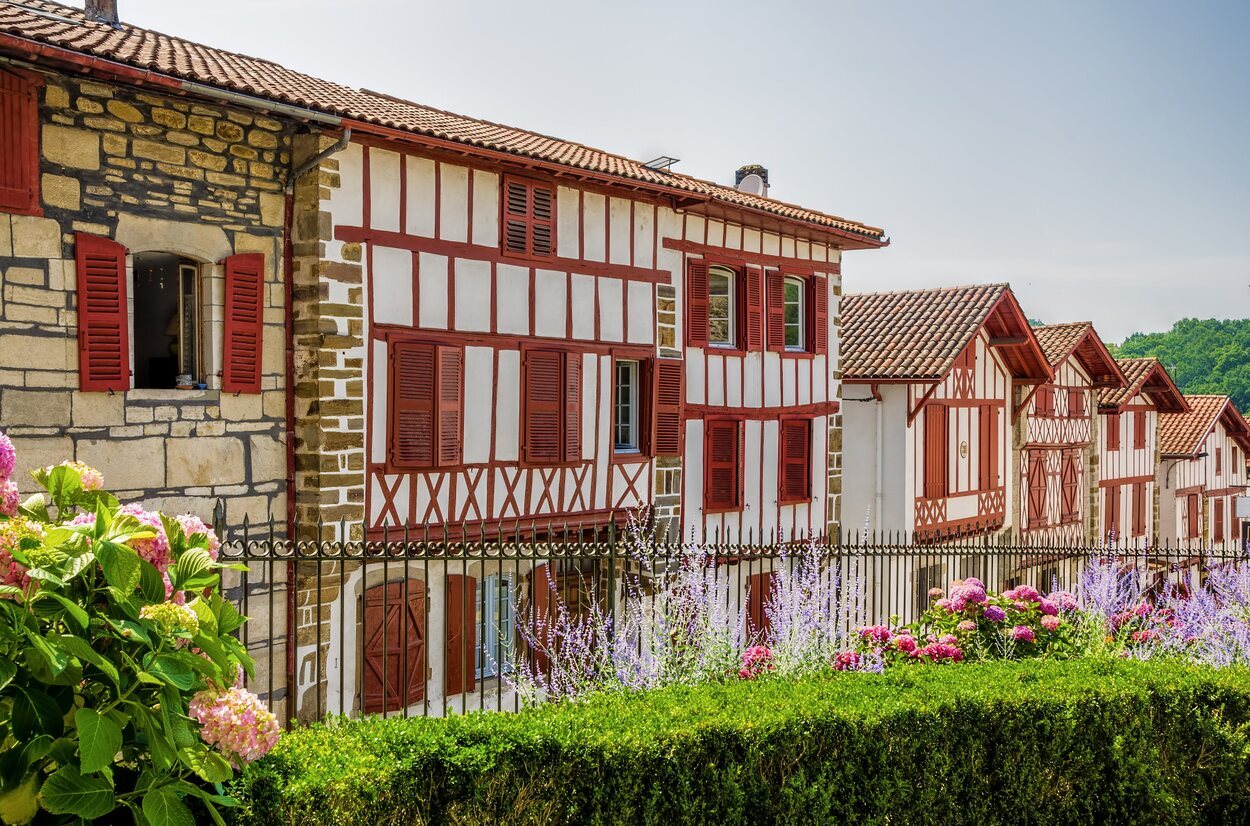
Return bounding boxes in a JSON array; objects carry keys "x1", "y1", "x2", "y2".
[
  {"x1": 235, "y1": 659, "x2": 1250, "y2": 825},
  {"x1": 0, "y1": 435, "x2": 278, "y2": 825}
]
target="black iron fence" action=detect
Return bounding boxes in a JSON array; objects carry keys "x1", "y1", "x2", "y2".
[{"x1": 214, "y1": 517, "x2": 1249, "y2": 725}]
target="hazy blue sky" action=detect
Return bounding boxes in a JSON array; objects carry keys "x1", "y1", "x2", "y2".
[{"x1": 83, "y1": 0, "x2": 1249, "y2": 341}]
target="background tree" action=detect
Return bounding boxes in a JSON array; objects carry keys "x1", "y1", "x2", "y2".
[{"x1": 1112, "y1": 319, "x2": 1250, "y2": 411}]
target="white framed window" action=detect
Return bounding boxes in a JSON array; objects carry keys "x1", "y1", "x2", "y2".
[
  {"x1": 476, "y1": 573, "x2": 515, "y2": 680},
  {"x1": 708, "y1": 266, "x2": 736, "y2": 347},
  {"x1": 614, "y1": 359, "x2": 641, "y2": 453},
  {"x1": 783, "y1": 276, "x2": 805, "y2": 351}
]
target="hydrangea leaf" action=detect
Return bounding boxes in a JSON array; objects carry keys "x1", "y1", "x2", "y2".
[
  {"x1": 39, "y1": 766, "x2": 113, "y2": 819},
  {"x1": 76, "y1": 709, "x2": 122, "y2": 775}
]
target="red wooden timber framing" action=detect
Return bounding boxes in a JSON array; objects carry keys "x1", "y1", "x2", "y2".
[
  {"x1": 663, "y1": 238, "x2": 842, "y2": 275},
  {"x1": 683, "y1": 401, "x2": 840, "y2": 421}
]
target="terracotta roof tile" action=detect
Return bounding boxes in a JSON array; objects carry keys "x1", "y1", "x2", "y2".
[
  {"x1": 1032, "y1": 322, "x2": 1124, "y2": 388},
  {"x1": 1158, "y1": 395, "x2": 1244, "y2": 457},
  {"x1": 0, "y1": 0, "x2": 886, "y2": 242},
  {"x1": 1098, "y1": 357, "x2": 1187, "y2": 412},
  {"x1": 1033, "y1": 322, "x2": 1090, "y2": 367}
]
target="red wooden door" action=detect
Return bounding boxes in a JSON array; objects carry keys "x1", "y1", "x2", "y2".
[
  {"x1": 445, "y1": 574, "x2": 477, "y2": 696},
  {"x1": 1027, "y1": 453, "x2": 1048, "y2": 529},
  {"x1": 745, "y1": 571, "x2": 776, "y2": 641},
  {"x1": 362, "y1": 580, "x2": 426, "y2": 713}
]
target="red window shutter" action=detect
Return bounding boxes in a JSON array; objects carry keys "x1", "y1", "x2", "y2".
[
  {"x1": 501, "y1": 176, "x2": 555, "y2": 259},
  {"x1": 1027, "y1": 453, "x2": 1048, "y2": 528},
  {"x1": 523, "y1": 350, "x2": 564, "y2": 463},
  {"x1": 810, "y1": 276, "x2": 828, "y2": 355},
  {"x1": 1106, "y1": 413, "x2": 1121, "y2": 450},
  {"x1": 1060, "y1": 453, "x2": 1078, "y2": 524},
  {"x1": 1132, "y1": 482, "x2": 1146, "y2": 537},
  {"x1": 743, "y1": 266, "x2": 764, "y2": 350},
  {"x1": 745, "y1": 571, "x2": 776, "y2": 640},
  {"x1": 704, "y1": 419, "x2": 740, "y2": 511},
  {"x1": 563, "y1": 352, "x2": 581, "y2": 464},
  {"x1": 923, "y1": 405, "x2": 949, "y2": 499},
  {"x1": 390, "y1": 341, "x2": 436, "y2": 468},
  {"x1": 526, "y1": 565, "x2": 554, "y2": 676},
  {"x1": 686, "y1": 259, "x2": 709, "y2": 347},
  {"x1": 765, "y1": 270, "x2": 785, "y2": 352},
  {"x1": 0, "y1": 69, "x2": 39, "y2": 214},
  {"x1": 1133, "y1": 411, "x2": 1146, "y2": 450},
  {"x1": 502, "y1": 177, "x2": 530, "y2": 256},
  {"x1": 652, "y1": 358, "x2": 684, "y2": 457},
  {"x1": 222, "y1": 253, "x2": 265, "y2": 393},
  {"x1": 978, "y1": 404, "x2": 998, "y2": 491},
  {"x1": 362, "y1": 580, "x2": 426, "y2": 713},
  {"x1": 778, "y1": 419, "x2": 812, "y2": 503},
  {"x1": 1214, "y1": 498, "x2": 1225, "y2": 542},
  {"x1": 1216, "y1": 447, "x2": 1222, "y2": 475},
  {"x1": 436, "y1": 346, "x2": 463, "y2": 467},
  {"x1": 1067, "y1": 389, "x2": 1085, "y2": 418},
  {"x1": 530, "y1": 183, "x2": 555, "y2": 258},
  {"x1": 1105, "y1": 486, "x2": 1122, "y2": 540},
  {"x1": 1187, "y1": 494, "x2": 1200, "y2": 539},
  {"x1": 444, "y1": 574, "x2": 477, "y2": 696},
  {"x1": 75, "y1": 233, "x2": 130, "y2": 392}
]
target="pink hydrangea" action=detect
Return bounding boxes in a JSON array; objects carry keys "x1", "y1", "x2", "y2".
[
  {"x1": 1041, "y1": 615, "x2": 1062, "y2": 632},
  {"x1": 938, "y1": 634, "x2": 958, "y2": 646},
  {"x1": 1131, "y1": 629, "x2": 1155, "y2": 644},
  {"x1": 117, "y1": 504, "x2": 171, "y2": 572},
  {"x1": 188, "y1": 684, "x2": 281, "y2": 766},
  {"x1": 1038, "y1": 599, "x2": 1058, "y2": 616},
  {"x1": 858, "y1": 625, "x2": 892, "y2": 645},
  {"x1": 0, "y1": 431, "x2": 15, "y2": 482},
  {"x1": 1048, "y1": 590, "x2": 1078, "y2": 612},
  {"x1": 894, "y1": 634, "x2": 917, "y2": 653},
  {"x1": 1012, "y1": 625, "x2": 1036, "y2": 643},
  {"x1": 0, "y1": 480, "x2": 18, "y2": 518},
  {"x1": 1004, "y1": 585, "x2": 1041, "y2": 603},
  {"x1": 911, "y1": 642, "x2": 963, "y2": 663},
  {"x1": 833, "y1": 651, "x2": 861, "y2": 672},
  {"x1": 176, "y1": 513, "x2": 221, "y2": 560},
  {"x1": 927, "y1": 587, "x2": 944, "y2": 600},
  {"x1": 949, "y1": 582, "x2": 987, "y2": 612},
  {"x1": 964, "y1": 577, "x2": 985, "y2": 589},
  {"x1": 957, "y1": 619, "x2": 977, "y2": 632},
  {"x1": 933, "y1": 598, "x2": 953, "y2": 613},
  {"x1": 738, "y1": 645, "x2": 775, "y2": 679},
  {"x1": 983, "y1": 605, "x2": 1006, "y2": 622},
  {"x1": 0, "y1": 518, "x2": 43, "y2": 593}
]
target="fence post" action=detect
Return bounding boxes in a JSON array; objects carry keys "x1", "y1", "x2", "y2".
[{"x1": 606, "y1": 515, "x2": 617, "y2": 637}]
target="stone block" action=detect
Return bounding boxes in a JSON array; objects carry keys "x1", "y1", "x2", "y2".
[
  {"x1": 4, "y1": 267, "x2": 44, "y2": 286},
  {"x1": 6, "y1": 284, "x2": 65, "y2": 308},
  {"x1": 41, "y1": 174, "x2": 80, "y2": 211},
  {"x1": 42, "y1": 125, "x2": 100, "y2": 170},
  {"x1": 220, "y1": 393, "x2": 263, "y2": 421},
  {"x1": 105, "y1": 100, "x2": 143, "y2": 123},
  {"x1": 2, "y1": 389, "x2": 71, "y2": 426},
  {"x1": 132, "y1": 140, "x2": 185, "y2": 165},
  {"x1": 0, "y1": 334, "x2": 73, "y2": 371},
  {"x1": 167, "y1": 436, "x2": 245, "y2": 487},
  {"x1": 249, "y1": 434, "x2": 285, "y2": 484},
  {"x1": 10, "y1": 216, "x2": 63, "y2": 259},
  {"x1": 141, "y1": 495, "x2": 213, "y2": 520},
  {"x1": 9, "y1": 436, "x2": 72, "y2": 489},
  {"x1": 259, "y1": 192, "x2": 284, "y2": 227},
  {"x1": 76, "y1": 437, "x2": 166, "y2": 491},
  {"x1": 188, "y1": 115, "x2": 215, "y2": 136},
  {"x1": 6, "y1": 305, "x2": 58, "y2": 324},
  {"x1": 225, "y1": 494, "x2": 271, "y2": 526},
  {"x1": 151, "y1": 108, "x2": 187, "y2": 129},
  {"x1": 44, "y1": 84, "x2": 70, "y2": 109},
  {"x1": 71, "y1": 391, "x2": 124, "y2": 426},
  {"x1": 0, "y1": 216, "x2": 10, "y2": 258}
]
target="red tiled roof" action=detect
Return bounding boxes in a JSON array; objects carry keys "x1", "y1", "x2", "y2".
[
  {"x1": 0, "y1": 0, "x2": 886, "y2": 244},
  {"x1": 1098, "y1": 358, "x2": 1187, "y2": 413},
  {"x1": 1032, "y1": 322, "x2": 1124, "y2": 388},
  {"x1": 841, "y1": 283, "x2": 1051, "y2": 382},
  {"x1": 1158, "y1": 395, "x2": 1250, "y2": 457}
]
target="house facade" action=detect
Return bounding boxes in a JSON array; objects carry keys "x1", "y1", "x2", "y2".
[
  {"x1": 840, "y1": 284, "x2": 1051, "y2": 541},
  {"x1": 1157, "y1": 395, "x2": 1250, "y2": 549},
  {"x1": 1017, "y1": 323, "x2": 1124, "y2": 545},
  {"x1": 1095, "y1": 358, "x2": 1187, "y2": 547}
]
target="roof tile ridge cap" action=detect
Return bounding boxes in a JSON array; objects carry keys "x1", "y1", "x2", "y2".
[
  {"x1": 844, "y1": 282, "x2": 1006, "y2": 299},
  {"x1": 667, "y1": 172, "x2": 886, "y2": 234}
]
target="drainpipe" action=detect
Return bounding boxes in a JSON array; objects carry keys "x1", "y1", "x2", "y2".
[{"x1": 872, "y1": 384, "x2": 883, "y2": 534}]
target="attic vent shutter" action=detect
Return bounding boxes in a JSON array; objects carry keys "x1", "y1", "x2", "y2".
[
  {"x1": 810, "y1": 276, "x2": 829, "y2": 354},
  {"x1": 652, "y1": 359, "x2": 685, "y2": 457},
  {"x1": 222, "y1": 253, "x2": 265, "y2": 394},
  {"x1": 778, "y1": 419, "x2": 812, "y2": 503},
  {"x1": 444, "y1": 574, "x2": 477, "y2": 696},
  {"x1": 502, "y1": 176, "x2": 555, "y2": 259},
  {"x1": 686, "y1": 259, "x2": 709, "y2": 347},
  {"x1": 765, "y1": 270, "x2": 785, "y2": 352},
  {"x1": 523, "y1": 350, "x2": 564, "y2": 464},
  {"x1": 530, "y1": 184, "x2": 555, "y2": 257},
  {"x1": 390, "y1": 342, "x2": 436, "y2": 468},
  {"x1": 563, "y1": 352, "x2": 582, "y2": 463},
  {"x1": 0, "y1": 69, "x2": 38, "y2": 214},
  {"x1": 75, "y1": 233, "x2": 130, "y2": 392}
]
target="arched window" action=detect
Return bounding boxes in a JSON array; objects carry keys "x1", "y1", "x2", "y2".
[
  {"x1": 707, "y1": 266, "x2": 736, "y2": 347},
  {"x1": 132, "y1": 252, "x2": 202, "y2": 389},
  {"x1": 783, "y1": 276, "x2": 805, "y2": 351}
]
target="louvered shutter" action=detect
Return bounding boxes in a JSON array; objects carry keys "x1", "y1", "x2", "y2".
[
  {"x1": 686, "y1": 259, "x2": 709, "y2": 347},
  {"x1": 1105, "y1": 486, "x2": 1122, "y2": 541},
  {"x1": 444, "y1": 574, "x2": 477, "y2": 696},
  {"x1": 362, "y1": 580, "x2": 426, "y2": 713},
  {"x1": 1060, "y1": 453, "x2": 1078, "y2": 523},
  {"x1": 503, "y1": 177, "x2": 530, "y2": 257},
  {"x1": 1186, "y1": 494, "x2": 1200, "y2": 539},
  {"x1": 390, "y1": 342, "x2": 436, "y2": 468},
  {"x1": 978, "y1": 404, "x2": 998, "y2": 490},
  {"x1": 810, "y1": 276, "x2": 829, "y2": 354},
  {"x1": 563, "y1": 352, "x2": 581, "y2": 463},
  {"x1": 704, "y1": 419, "x2": 740, "y2": 511},
  {"x1": 765, "y1": 270, "x2": 785, "y2": 352},
  {"x1": 1133, "y1": 411, "x2": 1146, "y2": 450},
  {"x1": 779, "y1": 419, "x2": 811, "y2": 503},
  {"x1": 222, "y1": 253, "x2": 265, "y2": 393},
  {"x1": 75, "y1": 233, "x2": 130, "y2": 392},
  {"x1": 436, "y1": 346, "x2": 463, "y2": 467},
  {"x1": 0, "y1": 69, "x2": 38, "y2": 214},
  {"x1": 923, "y1": 405, "x2": 949, "y2": 499},
  {"x1": 652, "y1": 358, "x2": 684, "y2": 457},
  {"x1": 745, "y1": 571, "x2": 776, "y2": 640},
  {"x1": 744, "y1": 266, "x2": 764, "y2": 349},
  {"x1": 523, "y1": 350, "x2": 563, "y2": 463},
  {"x1": 1106, "y1": 413, "x2": 1120, "y2": 450},
  {"x1": 1132, "y1": 482, "x2": 1146, "y2": 537},
  {"x1": 1027, "y1": 453, "x2": 1047, "y2": 528},
  {"x1": 530, "y1": 183, "x2": 555, "y2": 258},
  {"x1": 1214, "y1": 498, "x2": 1225, "y2": 542},
  {"x1": 1068, "y1": 389, "x2": 1085, "y2": 418}
]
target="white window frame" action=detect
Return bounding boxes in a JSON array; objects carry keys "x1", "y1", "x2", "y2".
[
  {"x1": 475, "y1": 573, "x2": 515, "y2": 680},
  {"x1": 783, "y1": 276, "x2": 806, "y2": 352},
  {"x1": 707, "y1": 266, "x2": 736, "y2": 348},
  {"x1": 614, "y1": 359, "x2": 641, "y2": 454}
]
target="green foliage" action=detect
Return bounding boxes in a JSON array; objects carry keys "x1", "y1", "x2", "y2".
[
  {"x1": 0, "y1": 463, "x2": 254, "y2": 825},
  {"x1": 1113, "y1": 318, "x2": 1250, "y2": 411},
  {"x1": 235, "y1": 659, "x2": 1250, "y2": 825}
]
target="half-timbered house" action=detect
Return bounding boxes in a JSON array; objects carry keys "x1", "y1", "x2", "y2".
[
  {"x1": 840, "y1": 284, "x2": 1051, "y2": 541},
  {"x1": 1018, "y1": 323, "x2": 1125, "y2": 544},
  {"x1": 1095, "y1": 358, "x2": 1187, "y2": 546},
  {"x1": 1157, "y1": 395, "x2": 1250, "y2": 549}
]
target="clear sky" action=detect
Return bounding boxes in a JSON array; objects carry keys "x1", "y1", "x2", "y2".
[{"x1": 77, "y1": 0, "x2": 1250, "y2": 342}]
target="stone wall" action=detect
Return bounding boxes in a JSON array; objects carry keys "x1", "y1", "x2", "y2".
[{"x1": 0, "y1": 69, "x2": 294, "y2": 530}]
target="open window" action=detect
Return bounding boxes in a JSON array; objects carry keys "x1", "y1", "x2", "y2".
[
  {"x1": 707, "y1": 266, "x2": 737, "y2": 348},
  {"x1": 132, "y1": 252, "x2": 201, "y2": 390},
  {"x1": 475, "y1": 573, "x2": 515, "y2": 680},
  {"x1": 613, "y1": 358, "x2": 650, "y2": 455},
  {"x1": 782, "y1": 276, "x2": 806, "y2": 352}
]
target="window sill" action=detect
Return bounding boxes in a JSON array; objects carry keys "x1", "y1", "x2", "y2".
[
  {"x1": 780, "y1": 350, "x2": 815, "y2": 360},
  {"x1": 611, "y1": 450, "x2": 649, "y2": 465},
  {"x1": 127, "y1": 388, "x2": 221, "y2": 403}
]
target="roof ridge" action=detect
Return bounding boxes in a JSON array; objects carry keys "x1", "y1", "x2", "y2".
[{"x1": 845, "y1": 282, "x2": 1008, "y2": 300}]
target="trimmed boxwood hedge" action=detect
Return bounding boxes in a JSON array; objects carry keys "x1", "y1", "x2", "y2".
[{"x1": 234, "y1": 660, "x2": 1250, "y2": 825}]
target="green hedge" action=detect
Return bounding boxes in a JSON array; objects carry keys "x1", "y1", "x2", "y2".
[{"x1": 234, "y1": 660, "x2": 1250, "y2": 825}]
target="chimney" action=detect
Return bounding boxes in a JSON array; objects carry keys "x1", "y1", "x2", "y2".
[
  {"x1": 735, "y1": 164, "x2": 769, "y2": 197},
  {"x1": 85, "y1": 0, "x2": 119, "y2": 25}
]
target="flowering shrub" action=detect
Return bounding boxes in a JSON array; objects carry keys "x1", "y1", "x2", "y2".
[
  {"x1": 0, "y1": 431, "x2": 274, "y2": 824},
  {"x1": 738, "y1": 645, "x2": 775, "y2": 679}
]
